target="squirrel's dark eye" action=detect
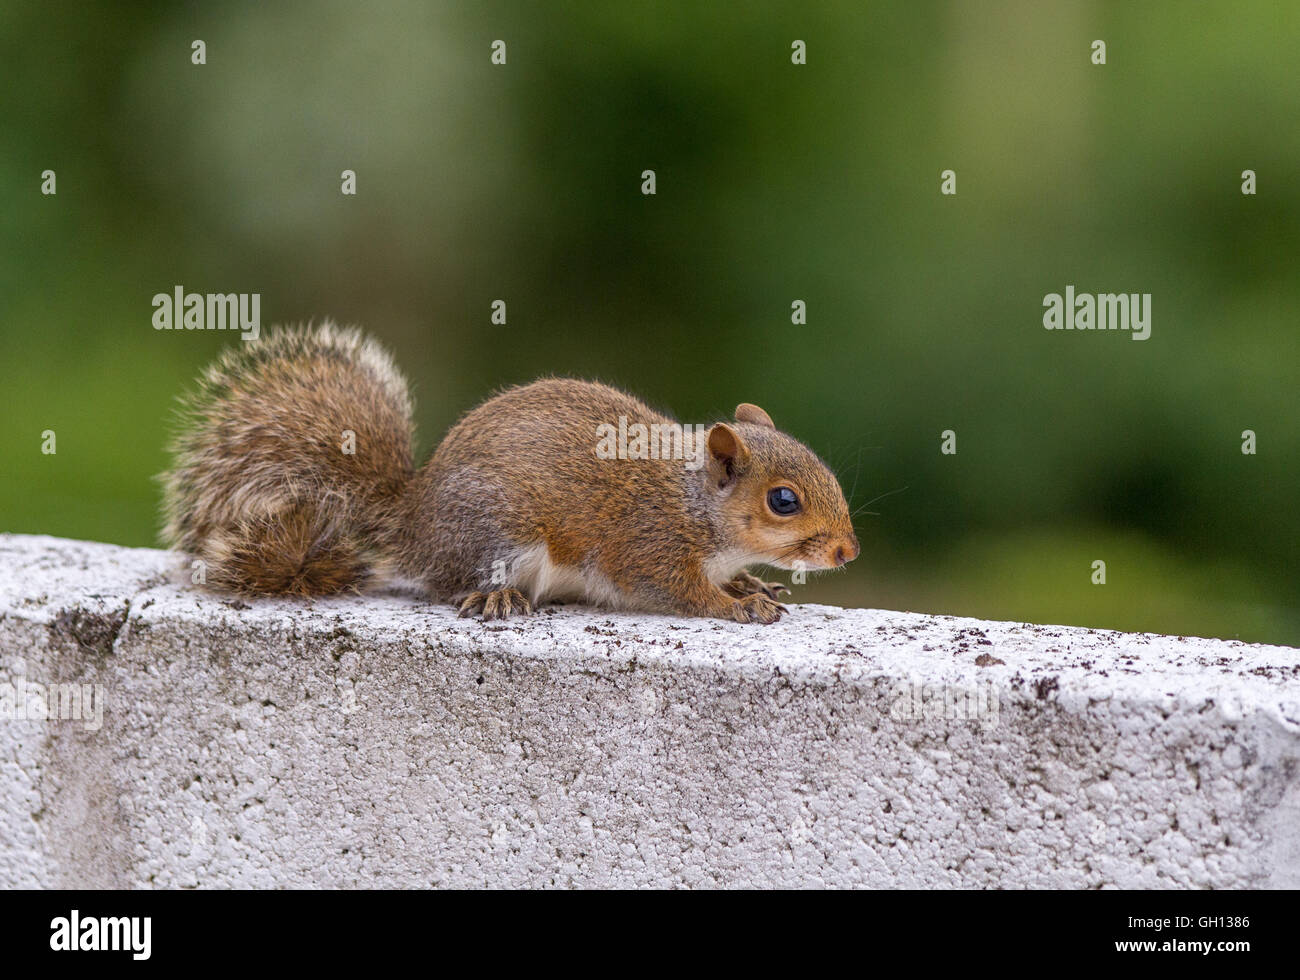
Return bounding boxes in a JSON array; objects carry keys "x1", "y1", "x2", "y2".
[{"x1": 767, "y1": 486, "x2": 801, "y2": 516}]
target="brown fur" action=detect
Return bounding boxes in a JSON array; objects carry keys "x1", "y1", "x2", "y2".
[
  {"x1": 161, "y1": 323, "x2": 412, "y2": 595},
  {"x1": 161, "y1": 324, "x2": 859, "y2": 622}
]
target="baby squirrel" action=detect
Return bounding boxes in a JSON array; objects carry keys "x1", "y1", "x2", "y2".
[{"x1": 162, "y1": 323, "x2": 859, "y2": 624}]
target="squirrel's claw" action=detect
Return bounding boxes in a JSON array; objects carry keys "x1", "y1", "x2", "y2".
[
  {"x1": 724, "y1": 572, "x2": 790, "y2": 602},
  {"x1": 459, "y1": 588, "x2": 533, "y2": 621},
  {"x1": 732, "y1": 593, "x2": 787, "y2": 625}
]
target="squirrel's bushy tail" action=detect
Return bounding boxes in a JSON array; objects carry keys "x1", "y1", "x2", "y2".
[{"x1": 161, "y1": 323, "x2": 415, "y2": 595}]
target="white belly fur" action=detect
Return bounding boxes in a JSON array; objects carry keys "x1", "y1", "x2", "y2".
[
  {"x1": 703, "y1": 548, "x2": 763, "y2": 585},
  {"x1": 509, "y1": 544, "x2": 763, "y2": 612},
  {"x1": 509, "y1": 543, "x2": 629, "y2": 610}
]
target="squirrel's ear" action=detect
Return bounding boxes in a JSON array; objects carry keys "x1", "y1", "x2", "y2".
[
  {"x1": 735, "y1": 403, "x2": 775, "y2": 429},
  {"x1": 706, "y1": 422, "x2": 750, "y2": 486}
]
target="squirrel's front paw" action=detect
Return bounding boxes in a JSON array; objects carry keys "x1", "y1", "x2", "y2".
[
  {"x1": 729, "y1": 593, "x2": 787, "y2": 625},
  {"x1": 457, "y1": 588, "x2": 533, "y2": 621},
  {"x1": 723, "y1": 571, "x2": 791, "y2": 601}
]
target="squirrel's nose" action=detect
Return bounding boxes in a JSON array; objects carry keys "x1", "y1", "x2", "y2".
[{"x1": 833, "y1": 536, "x2": 860, "y2": 567}]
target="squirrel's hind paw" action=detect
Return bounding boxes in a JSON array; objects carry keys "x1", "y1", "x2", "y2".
[{"x1": 457, "y1": 588, "x2": 534, "y2": 621}]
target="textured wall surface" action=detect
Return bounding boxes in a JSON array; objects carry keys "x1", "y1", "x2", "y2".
[{"x1": 1, "y1": 533, "x2": 1297, "y2": 888}]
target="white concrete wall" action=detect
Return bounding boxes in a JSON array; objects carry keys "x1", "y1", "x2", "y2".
[{"x1": 1, "y1": 533, "x2": 1297, "y2": 888}]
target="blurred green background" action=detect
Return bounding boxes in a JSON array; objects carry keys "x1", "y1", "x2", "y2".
[{"x1": 2, "y1": 1, "x2": 1297, "y2": 644}]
